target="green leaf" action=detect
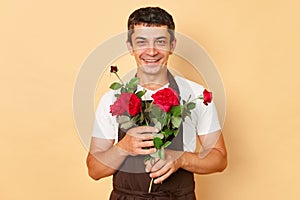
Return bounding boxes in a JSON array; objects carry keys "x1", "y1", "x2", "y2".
[
  {"x1": 153, "y1": 133, "x2": 164, "y2": 139},
  {"x1": 162, "y1": 141, "x2": 171, "y2": 148},
  {"x1": 173, "y1": 129, "x2": 179, "y2": 137},
  {"x1": 120, "y1": 121, "x2": 134, "y2": 129},
  {"x1": 129, "y1": 77, "x2": 140, "y2": 86},
  {"x1": 153, "y1": 137, "x2": 163, "y2": 149},
  {"x1": 126, "y1": 82, "x2": 137, "y2": 92},
  {"x1": 171, "y1": 116, "x2": 182, "y2": 128},
  {"x1": 150, "y1": 106, "x2": 162, "y2": 118},
  {"x1": 161, "y1": 116, "x2": 167, "y2": 127},
  {"x1": 109, "y1": 82, "x2": 122, "y2": 90},
  {"x1": 151, "y1": 118, "x2": 158, "y2": 124},
  {"x1": 154, "y1": 121, "x2": 162, "y2": 131},
  {"x1": 158, "y1": 148, "x2": 165, "y2": 160},
  {"x1": 117, "y1": 115, "x2": 130, "y2": 124},
  {"x1": 164, "y1": 129, "x2": 172, "y2": 136},
  {"x1": 136, "y1": 90, "x2": 146, "y2": 98},
  {"x1": 165, "y1": 114, "x2": 171, "y2": 127},
  {"x1": 150, "y1": 151, "x2": 159, "y2": 158},
  {"x1": 170, "y1": 105, "x2": 182, "y2": 117},
  {"x1": 121, "y1": 87, "x2": 127, "y2": 93},
  {"x1": 158, "y1": 112, "x2": 167, "y2": 126},
  {"x1": 187, "y1": 102, "x2": 196, "y2": 110},
  {"x1": 127, "y1": 88, "x2": 134, "y2": 93}
]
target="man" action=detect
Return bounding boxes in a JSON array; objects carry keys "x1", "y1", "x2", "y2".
[{"x1": 87, "y1": 7, "x2": 227, "y2": 199}]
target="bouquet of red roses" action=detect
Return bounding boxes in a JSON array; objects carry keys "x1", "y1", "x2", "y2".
[
  {"x1": 109, "y1": 66, "x2": 212, "y2": 192},
  {"x1": 109, "y1": 66, "x2": 212, "y2": 159}
]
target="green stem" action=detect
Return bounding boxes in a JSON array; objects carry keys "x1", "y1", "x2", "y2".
[
  {"x1": 114, "y1": 73, "x2": 124, "y2": 85},
  {"x1": 145, "y1": 119, "x2": 149, "y2": 126},
  {"x1": 148, "y1": 178, "x2": 154, "y2": 193},
  {"x1": 189, "y1": 95, "x2": 204, "y2": 103}
]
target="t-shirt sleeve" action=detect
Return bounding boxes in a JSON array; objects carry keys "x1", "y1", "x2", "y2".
[
  {"x1": 92, "y1": 91, "x2": 118, "y2": 140},
  {"x1": 174, "y1": 76, "x2": 221, "y2": 136},
  {"x1": 196, "y1": 100, "x2": 221, "y2": 135}
]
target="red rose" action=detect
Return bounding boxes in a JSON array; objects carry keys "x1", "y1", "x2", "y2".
[
  {"x1": 110, "y1": 65, "x2": 118, "y2": 73},
  {"x1": 110, "y1": 93, "x2": 141, "y2": 116},
  {"x1": 203, "y1": 89, "x2": 213, "y2": 105},
  {"x1": 110, "y1": 98, "x2": 124, "y2": 116},
  {"x1": 151, "y1": 88, "x2": 179, "y2": 112}
]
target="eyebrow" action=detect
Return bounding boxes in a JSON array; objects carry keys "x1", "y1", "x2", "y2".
[
  {"x1": 134, "y1": 36, "x2": 167, "y2": 40},
  {"x1": 135, "y1": 37, "x2": 147, "y2": 41},
  {"x1": 155, "y1": 36, "x2": 167, "y2": 40}
]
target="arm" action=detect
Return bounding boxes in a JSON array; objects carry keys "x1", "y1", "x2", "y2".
[
  {"x1": 86, "y1": 126, "x2": 158, "y2": 180},
  {"x1": 180, "y1": 130, "x2": 227, "y2": 174},
  {"x1": 146, "y1": 130, "x2": 227, "y2": 184},
  {"x1": 86, "y1": 138, "x2": 125, "y2": 180}
]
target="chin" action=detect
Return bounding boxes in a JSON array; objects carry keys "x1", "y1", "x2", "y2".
[{"x1": 140, "y1": 64, "x2": 165, "y2": 75}]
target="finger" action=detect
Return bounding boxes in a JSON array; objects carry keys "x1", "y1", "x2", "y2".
[
  {"x1": 140, "y1": 133, "x2": 156, "y2": 140},
  {"x1": 137, "y1": 140, "x2": 154, "y2": 148},
  {"x1": 128, "y1": 133, "x2": 154, "y2": 141},
  {"x1": 145, "y1": 157, "x2": 159, "y2": 165},
  {"x1": 145, "y1": 157, "x2": 159, "y2": 172},
  {"x1": 150, "y1": 160, "x2": 165, "y2": 172},
  {"x1": 150, "y1": 163, "x2": 170, "y2": 179},
  {"x1": 130, "y1": 133, "x2": 154, "y2": 140},
  {"x1": 137, "y1": 147, "x2": 157, "y2": 155},
  {"x1": 132, "y1": 126, "x2": 159, "y2": 135},
  {"x1": 153, "y1": 168, "x2": 174, "y2": 184},
  {"x1": 145, "y1": 162, "x2": 151, "y2": 172}
]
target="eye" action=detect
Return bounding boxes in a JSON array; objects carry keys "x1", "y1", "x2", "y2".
[
  {"x1": 155, "y1": 39, "x2": 167, "y2": 46},
  {"x1": 135, "y1": 40, "x2": 147, "y2": 46}
]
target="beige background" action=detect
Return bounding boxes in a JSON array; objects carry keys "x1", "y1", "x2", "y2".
[{"x1": 1, "y1": 0, "x2": 300, "y2": 199}]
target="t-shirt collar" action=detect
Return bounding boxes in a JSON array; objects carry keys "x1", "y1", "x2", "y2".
[{"x1": 137, "y1": 83, "x2": 170, "y2": 100}]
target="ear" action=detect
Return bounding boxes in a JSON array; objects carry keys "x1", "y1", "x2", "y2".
[
  {"x1": 126, "y1": 40, "x2": 134, "y2": 55},
  {"x1": 169, "y1": 38, "x2": 177, "y2": 55}
]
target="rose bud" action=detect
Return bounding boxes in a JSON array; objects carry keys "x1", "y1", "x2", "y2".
[
  {"x1": 110, "y1": 65, "x2": 118, "y2": 73},
  {"x1": 203, "y1": 89, "x2": 213, "y2": 106}
]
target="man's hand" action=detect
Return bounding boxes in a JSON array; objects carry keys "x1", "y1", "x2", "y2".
[
  {"x1": 116, "y1": 126, "x2": 158, "y2": 156},
  {"x1": 145, "y1": 149, "x2": 184, "y2": 184}
]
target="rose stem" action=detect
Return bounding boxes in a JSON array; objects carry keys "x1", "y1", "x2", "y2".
[
  {"x1": 148, "y1": 178, "x2": 154, "y2": 193},
  {"x1": 114, "y1": 73, "x2": 124, "y2": 85}
]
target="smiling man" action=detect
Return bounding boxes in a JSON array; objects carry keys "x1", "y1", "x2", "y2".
[
  {"x1": 86, "y1": 7, "x2": 227, "y2": 199},
  {"x1": 128, "y1": 25, "x2": 176, "y2": 83}
]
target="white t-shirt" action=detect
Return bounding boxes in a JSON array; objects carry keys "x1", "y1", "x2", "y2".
[{"x1": 92, "y1": 76, "x2": 221, "y2": 152}]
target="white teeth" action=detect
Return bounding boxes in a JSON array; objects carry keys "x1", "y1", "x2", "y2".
[{"x1": 144, "y1": 59, "x2": 158, "y2": 63}]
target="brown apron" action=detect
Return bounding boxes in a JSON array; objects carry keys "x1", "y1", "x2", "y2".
[{"x1": 110, "y1": 71, "x2": 196, "y2": 200}]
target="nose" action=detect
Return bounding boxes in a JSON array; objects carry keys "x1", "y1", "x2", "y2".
[{"x1": 146, "y1": 45, "x2": 158, "y2": 56}]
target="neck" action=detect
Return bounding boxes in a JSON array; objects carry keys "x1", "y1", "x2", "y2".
[{"x1": 137, "y1": 70, "x2": 169, "y2": 90}]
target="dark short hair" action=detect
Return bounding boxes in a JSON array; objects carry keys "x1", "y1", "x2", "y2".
[{"x1": 127, "y1": 7, "x2": 175, "y2": 45}]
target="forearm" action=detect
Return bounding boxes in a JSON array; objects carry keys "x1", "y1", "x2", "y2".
[
  {"x1": 87, "y1": 126, "x2": 158, "y2": 180},
  {"x1": 86, "y1": 145, "x2": 128, "y2": 180},
  {"x1": 179, "y1": 149, "x2": 227, "y2": 174}
]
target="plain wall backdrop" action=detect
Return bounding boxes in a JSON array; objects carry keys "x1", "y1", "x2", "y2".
[{"x1": 1, "y1": 0, "x2": 300, "y2": 199}]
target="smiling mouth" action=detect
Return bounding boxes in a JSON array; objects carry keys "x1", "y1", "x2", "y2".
[{"x1": 142, "y1": 58, "x2": 161, "y2": 64}]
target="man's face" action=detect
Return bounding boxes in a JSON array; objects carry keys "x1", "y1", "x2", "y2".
[{"x1": 127, "y1": 24, "x2": 176, "y2": 76}]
